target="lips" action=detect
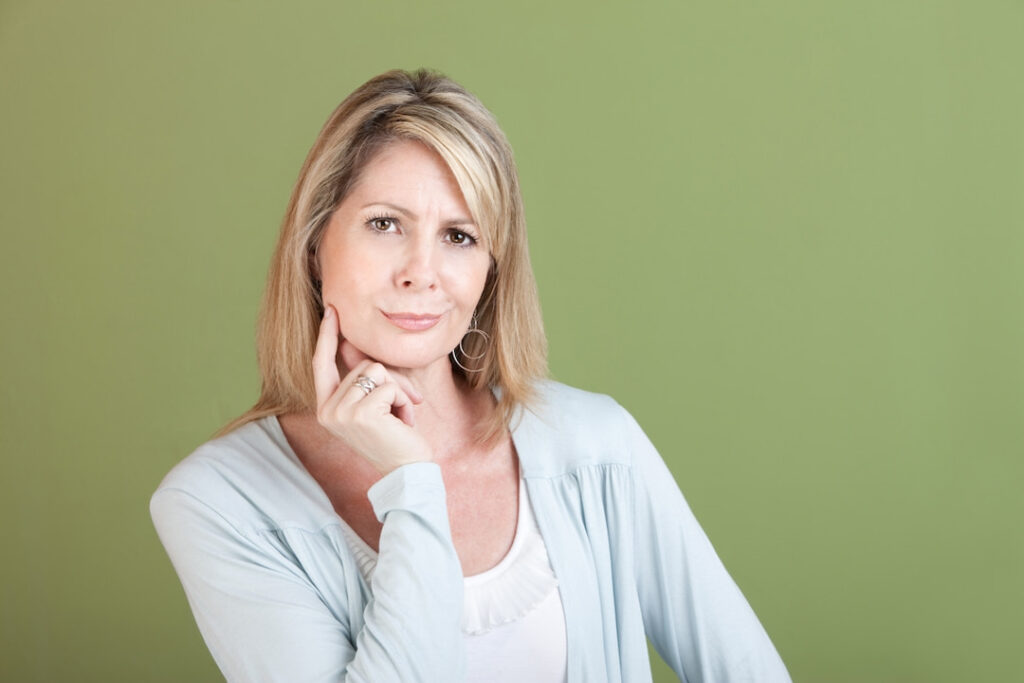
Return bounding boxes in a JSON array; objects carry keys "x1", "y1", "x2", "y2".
[{"x1": 382, "y1": 311, "x2": 443, "y2": 331}]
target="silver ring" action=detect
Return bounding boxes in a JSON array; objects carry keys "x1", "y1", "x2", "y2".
[{"x1": 353, "y1": 375, "x2": 377, "y2": 396}]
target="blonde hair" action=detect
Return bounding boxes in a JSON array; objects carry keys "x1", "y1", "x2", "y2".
[{"x1": 217, "y1": 69, "x2": 547, "y2": 442}]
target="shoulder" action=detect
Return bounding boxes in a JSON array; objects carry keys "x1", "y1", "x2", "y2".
[
  {"x1": 150, "y1": 417, "x2": 335, "y2": 536},
  {"x1": 526, "y1": 379, "x2": 628, "y2": 431},
  {"x1": 513, "y1": 380, "x2": 644, "y2": 478}
]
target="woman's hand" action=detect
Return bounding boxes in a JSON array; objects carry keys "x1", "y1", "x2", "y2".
[{"x1": 312, "y1": 305, "x2": 431, "y2": 474}]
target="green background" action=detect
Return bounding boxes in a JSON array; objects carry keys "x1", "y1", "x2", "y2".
[{"x1": 2, "y1": 1, "x2": 1021, "y2": 681}]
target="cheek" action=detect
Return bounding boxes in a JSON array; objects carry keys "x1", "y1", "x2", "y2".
[
  {"x1": 319, "y1": 271, "x2": 365, "y2": 332},
  {"x1": 455, "y1": 256, "x2": 492, "y2": 304},
  {"x1": 319, "y1": 243, "x2": 362, "y2": 304},
  {"x1": 318, "y1": 226, "x2": 362, "y2": 291}
]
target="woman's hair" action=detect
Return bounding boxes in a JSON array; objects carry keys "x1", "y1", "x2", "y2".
[{"x1": 218, "y1": 69, "x2": 547, "y2": 442}]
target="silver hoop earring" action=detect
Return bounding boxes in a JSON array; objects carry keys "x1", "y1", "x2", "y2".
[{"x1": 451, "y1": 314, "x2": 489, "y2": 374}]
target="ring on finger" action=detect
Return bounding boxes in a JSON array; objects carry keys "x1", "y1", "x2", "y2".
[{"x1": 353, "y1": 375, "x2": 377, "y2": 396}]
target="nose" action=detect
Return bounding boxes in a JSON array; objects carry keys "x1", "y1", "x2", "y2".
[{"x1": 396, "y1": 239, "x2": 438, "y2": 291}]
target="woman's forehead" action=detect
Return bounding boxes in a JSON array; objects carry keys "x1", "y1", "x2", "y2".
[{"x1": 344, "y1": 141, "x2": 473, "y2": 218}]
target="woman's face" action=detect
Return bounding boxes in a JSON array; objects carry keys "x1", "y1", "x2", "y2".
[{"x1": 318, "y1": 139, "x2": 492, "y2": 372}]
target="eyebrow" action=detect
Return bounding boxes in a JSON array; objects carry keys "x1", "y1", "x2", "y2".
[{"x1": 361, "y1": 202, "x2": 475, "y2": 227}]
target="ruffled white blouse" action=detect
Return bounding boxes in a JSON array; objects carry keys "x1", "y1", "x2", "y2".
[{"x1": 336, "y1": 480, "x2": 568, "y2": 682}]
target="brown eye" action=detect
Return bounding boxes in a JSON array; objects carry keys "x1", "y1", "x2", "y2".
[
  {"x1": 446, "y1": 229, "x2": 476, "y2": 246},
  {"x1": 371, "y1": 217, "x2": 395, "y2": 232}
]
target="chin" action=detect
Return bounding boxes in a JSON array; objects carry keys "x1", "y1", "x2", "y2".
[
  {"x1": 353, "y1": 339, "x2": 454, "y2": 372},
  {"x1": 382, "y1": 353, "x2": 453, "y2": 373}
]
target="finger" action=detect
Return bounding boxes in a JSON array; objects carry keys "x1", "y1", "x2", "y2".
[
  {"x1": 352, "y1": 380, "x2": 416, "y2": 428},
  {"x1": 317, "y1": 358, "x2": 376, "y2": 429},
  {"x1": 335, "y1": 362, "x2": 390, "y2": 411},
  {"x1": 335, "y1": 364, "x2": 417, "y2": 428},
  {"x1": 396, "y1": 374, "x2": 424, "y2": 405},
  {"x1": 340, "y1": 339, "x2": 423, "y2": 404},
  {"x1": 393, "y1": 393, "x2": 416, "y2": 427},
  {"x1": 322, "y1": 359, "x2": 381, "y2": 422},
  {"x1": 384, "y1": 380, "x2": 416, "y2": 427},
  {"x1": 312, "y1": 306, "x2": 341, "y2": 407}
]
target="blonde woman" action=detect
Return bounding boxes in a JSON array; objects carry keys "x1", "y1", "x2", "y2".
[{"x1": 151, "y1": 69, "x2": 790, "y2": 683}]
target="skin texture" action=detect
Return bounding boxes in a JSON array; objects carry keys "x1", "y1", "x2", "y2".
[
  {"x1": 279, "y1": 140, "x2": 519, "y2": 575},
  {"x1": 318, "y1": 139, "x2": 492, "y2": 384}
]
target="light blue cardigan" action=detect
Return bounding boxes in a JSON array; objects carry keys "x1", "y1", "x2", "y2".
[{"x1": 151, "y1": 381, "x2": 790, "y2": 682}]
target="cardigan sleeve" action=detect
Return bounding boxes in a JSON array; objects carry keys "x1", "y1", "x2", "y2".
[
  {"x1": 150, "y1": 462, "x2": 465, "y2": 683},
  {"x1": 623, "y1": 409, "x2": 792, "y2": 682}
]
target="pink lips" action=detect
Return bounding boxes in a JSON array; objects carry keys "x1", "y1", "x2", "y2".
[{"x1": 383, "y1": 311, "x2": 442, "y2": 331}]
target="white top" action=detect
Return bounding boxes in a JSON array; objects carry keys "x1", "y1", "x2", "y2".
[{"x1": 336, "y1": 480, "x2": 568, "y2": 682}]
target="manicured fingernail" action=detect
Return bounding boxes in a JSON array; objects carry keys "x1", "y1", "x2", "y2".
[{"x1": 325, "y1": 306, "x2": 335, "y2": 318}]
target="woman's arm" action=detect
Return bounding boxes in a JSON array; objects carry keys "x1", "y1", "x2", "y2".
[
  {"x1": 151, "y1": 461, "x2": 464, "y2": 683},
  {"x1": 623, "y1": 409, "x2": 792, "y2": 682},
  {"x1": 152, "y1": 306, "x2": 464, "y2": 681}
]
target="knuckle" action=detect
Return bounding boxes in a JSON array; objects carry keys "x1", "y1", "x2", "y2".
[{"x1": 317, "y1": 403, "x2": 341, "y2": 425}]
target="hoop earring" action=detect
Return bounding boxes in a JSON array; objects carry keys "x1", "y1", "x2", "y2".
[{"x1": 451, "y1": 314, "x2": 489, "y2": 374}]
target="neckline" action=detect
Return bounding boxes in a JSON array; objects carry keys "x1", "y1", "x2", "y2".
[
  {"x1": 464, "y1": 479, "x2": 529, "y2": 584},
  {"x1": 332, "y1": 474, "x2": 529, "y2": 583},
  {"x1": 264, "y1": 413, "x2": 527, "y2": 579}
]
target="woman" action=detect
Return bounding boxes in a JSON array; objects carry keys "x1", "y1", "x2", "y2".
[{"x1": 151, "y1": 69, "x2": 791, "y2": 682}]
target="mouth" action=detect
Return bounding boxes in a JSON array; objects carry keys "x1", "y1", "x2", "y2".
[{"x1": 382, "y1": 311, "x2": 443, "y2": 331}]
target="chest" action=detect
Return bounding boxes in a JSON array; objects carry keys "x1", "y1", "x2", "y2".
[{"x1": 299, "y1": 429, "x2": 520, "y2": 576}]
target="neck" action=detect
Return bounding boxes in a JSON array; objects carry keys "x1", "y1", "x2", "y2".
[
  {"x1": 394, "y1": 356, "x2": 465, "y2": 412},
  {"x1": 391, "y1": 359, "x2": 492, "y2": 462}
]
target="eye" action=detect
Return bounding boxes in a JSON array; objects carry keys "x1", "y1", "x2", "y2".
[
  {"x1": 445, "y1": 228, "x2": 478, "y2": 247},
  {"x1": 367, "y1": 216, "x2": 398, "y2": 233}
]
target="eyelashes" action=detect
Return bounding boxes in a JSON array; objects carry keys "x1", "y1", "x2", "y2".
[
  {"x1": 367, "y1": 215, "x2": 397, "y2": 233},
  {"x1": 445, "y1": 228, "x2": 478, "y2": 247},
  {"x1": 364, "y1": 214, "x2": 480, "y2": 248}
]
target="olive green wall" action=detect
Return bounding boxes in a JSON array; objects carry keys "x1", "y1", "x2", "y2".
[{"x1": 2, "y1": 1, "x2": 1021, "y2": 681}]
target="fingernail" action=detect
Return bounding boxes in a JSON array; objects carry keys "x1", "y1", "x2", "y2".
[{"x1": 325, "y1": 305, "x2": 335, "y2": 318}]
